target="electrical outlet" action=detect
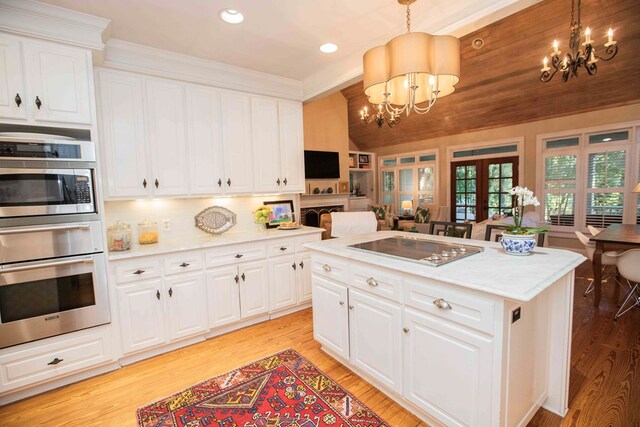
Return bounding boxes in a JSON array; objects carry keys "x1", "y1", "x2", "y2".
[
  {"x1": 512, "y1": 307, "x2": 521, "y2": 324},
  {"x1": 162, "y1": 219, "x2": 171, "y2": 231}
]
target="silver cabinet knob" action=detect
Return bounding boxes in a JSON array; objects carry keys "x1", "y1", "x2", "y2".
[
  {"x1": 322, "y1": 264, "x2": 331, "y2": 272},
  {"x1": 366, "y1": 277, "x2": 379, "y2": 287},
  {"x1": 433, "y1": 298, "x2": 452, "y2": 310}
]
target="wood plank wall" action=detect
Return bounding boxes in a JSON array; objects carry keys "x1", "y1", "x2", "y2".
[{"x1": 342, "y1": 0, "x2": 640, "y2": 150}]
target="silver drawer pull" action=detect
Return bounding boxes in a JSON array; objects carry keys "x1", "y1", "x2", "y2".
[
  {"x1": 433, "y1": 298, "x2": 452, "y2": 310},
  {"x1": 366, "y1": 277, "x2": 379, "y2": 287},
  {"x1": 322, "y1": 264, "x2": 331, "y2": 272},
  {"x1": 0, "y1": 224, "x2": 90, "y2": 235}
]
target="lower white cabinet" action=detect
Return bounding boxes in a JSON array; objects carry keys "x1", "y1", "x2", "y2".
[
  {"x1": 206, "y1": 260, "x2": 270, "y2": 328},
  {"x1": 297, "y1": 251, "x2": 312, "y2": 303},
  {"x1": 165, "y1": 272, "x2": 208, "y2": 341},
  {"x1": 348, "y1": 288, "x2": 403, "y2": 394},
  {"x1": 269, "y1": 254, "x2": 297, "y2": 311},
  {"x1": 117, "y1": 279, "x2": 167, "y2": 354},
  {"x1": 403, "y1": 308, "x2": 493, "y2": 427},
  {"x1": 312, "y1": 276, "x2": 350, "y2": 360}
]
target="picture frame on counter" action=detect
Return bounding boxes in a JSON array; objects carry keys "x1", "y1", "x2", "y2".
[{"x1": 264, "y1": 200, "x2": 295, "y2": 228}]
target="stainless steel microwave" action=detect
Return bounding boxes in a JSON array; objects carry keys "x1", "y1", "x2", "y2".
[{"x1": 0, "y1": 135, "x2": 96, "y2": 219}]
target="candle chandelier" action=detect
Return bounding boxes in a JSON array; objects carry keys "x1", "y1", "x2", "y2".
[
  {"x1": 360, "y1": 0, "x2": 460, "y2": 128},
  {"x1": 540, "y1": 0, "x2": 618, "y2": 83}
]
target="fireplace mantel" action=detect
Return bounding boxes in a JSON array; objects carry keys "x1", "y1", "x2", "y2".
[{"x1": 300, "y1": 194, "x2": 349, "y2": 209}]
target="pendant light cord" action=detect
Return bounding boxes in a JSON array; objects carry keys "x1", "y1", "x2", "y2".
[{"x1": 406, "y1": 2, "x2": 411, "y2": 33}]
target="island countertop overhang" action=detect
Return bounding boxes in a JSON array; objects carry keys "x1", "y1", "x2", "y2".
[{"x1": 304, "y1": 230, "x2": 586, "y2": 302}]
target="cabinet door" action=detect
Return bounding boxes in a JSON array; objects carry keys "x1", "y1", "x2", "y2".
[
  {"x1": 278, "y1": 101, "x2": 305, "y2": 193},
  {"x1": 165, "y1": 272, "x2": 208, "y2": 341},
  {"x1": 251, "y1": 96, "x2": 281, "y2": 193},
  {"x1": 312, "y1": 276, "x2": 349, "y2": 359},
  {"x1": 98, "y1": 71, "x2": 149, "y2": 198},
  {"x1": 349, "y1": 289, "x2": 403, "y2": 394},
  {"x1": 24, "y1": 40, "x2": 91, "y2": 124},
  {"x1": 297, "y1": 252, "x2": 312, "y2": 303},
  {"x1": 269, "y1": 255, "x2": 297, "y2": 311},
  {"x1": 239, "y1": 260, "x2": 269, "y2": 318},
  {"x1": 145, "y1": 79, "x2": 190, "y2": 196},
  {"x1": 0, "y1": 34, "x2": 27, "y2": 120},
  {"x1": 403, "y1": 308, "x2": 493, "y2": 427},
  {"x1": 220, "y1": 91, "x2": 253, "y2": 193},
  {"x1": 185, "y1": 85, "x2": 225, "y2": 195},
  {"x1": 205, "y1": 266, "x2": 241, "y2": 328},
  {"x1": 117, "y1": 279, "x2": 166, "y2": 355}
]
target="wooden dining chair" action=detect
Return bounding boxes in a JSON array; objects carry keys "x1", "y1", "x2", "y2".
[
  {"x1": 484, "y1": 224, "x2": 546, "y2": 247},
  {"x1": 428, "y1": 221, "x2": 473, "y2": 239}
]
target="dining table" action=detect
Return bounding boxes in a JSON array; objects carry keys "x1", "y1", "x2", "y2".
[{"x1": 589, "y1": 224, "x2": 640, "y2": 307}]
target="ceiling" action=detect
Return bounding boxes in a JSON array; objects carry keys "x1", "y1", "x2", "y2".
[{"x1": 39, "y1": 0, "x2": 538, "y2": 99}]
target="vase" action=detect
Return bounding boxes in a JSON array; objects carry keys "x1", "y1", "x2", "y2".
[
  {"x1": 500, "y1": 233, "x2": 536, "y2": 256},
  {"x1": 256, "y1": 223, "x2": 267, "y2": 232}
]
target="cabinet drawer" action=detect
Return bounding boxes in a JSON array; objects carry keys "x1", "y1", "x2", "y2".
[
  {"x1": 296, "y1": 233, "x2": 321, "y2": 252},
  {"x1": 114, "y1": 257, "x2": 161, "y2": 284},
  {"x1": 267, "y1": 239, "x2": 295, "y2": 257},
  {"x1": 404, "y1": 276, "x2": 497, "y2": 335},
  {"x1": 351, "y1": 262, "x2": 402, "y2": 303},
  {"x1": 163, "y1": 251, "x2": 204, "y2": 275},
  {"x1": 311, "y1": 253, "x2": 349, "y2": 284},
  {"x1": 204, "y1": 243, "x2": 266, "y2": 267},
  {"x1": 0, "y1": 327, "x2": 113, "y2": 393}
]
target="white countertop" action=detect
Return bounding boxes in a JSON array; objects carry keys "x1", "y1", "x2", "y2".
[
  {"x1": 305, "y1": 231, "x2": 586, "y2": 302},
  {"x1": 108, "y1": 226, "x2": 323, "y2": 260}
]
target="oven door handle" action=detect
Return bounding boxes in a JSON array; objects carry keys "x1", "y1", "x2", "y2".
[
  {"x1": 0, "y1": 257, "x2": 94, "y2": 273},
  {"x1": 0, "y1": 224, "x2": 91, "y2": 235}
]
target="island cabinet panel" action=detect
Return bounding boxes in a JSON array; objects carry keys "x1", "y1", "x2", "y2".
[
  {"x1": 269, "y1": 254, "x2": 298, "y2": 311},
  {"x1": 312, "y1": 276, "x2": 350, "y2": 360},
  {"x1": 311, "y1": 254, "x2": 349, "y2": 285},
  {"x1": 348, "y1": 289, "x2": 403, "y2": 394},
  {"x1": 205, "y1": 266, "x2": 242, "y2": 328},
  {"x1": 403, "y1": 308, "x2": 494, "y2": 427},
  {"x1": 165, "y1": 272, "x2": 208, "y2": 341},
  {"x1": 350, "y1": 262, "x2": 402, "y2": 303}
]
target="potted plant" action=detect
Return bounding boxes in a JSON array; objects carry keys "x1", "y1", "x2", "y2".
[{"x1": 499, "y1": 186, "x2": 549, "y2": 256}]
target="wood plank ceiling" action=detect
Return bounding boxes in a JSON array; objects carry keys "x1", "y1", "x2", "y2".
[{"x1": 342, "y1": 0, "x2": 640, "y2": 151}]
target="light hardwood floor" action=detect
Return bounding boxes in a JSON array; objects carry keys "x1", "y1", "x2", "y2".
[{"x1": 1, "y1": 261, "x2": 638, "y2": 426}]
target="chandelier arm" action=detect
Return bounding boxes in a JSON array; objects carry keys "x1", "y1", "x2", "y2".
[{"x1": 596, "y1": 44, "x2": 619, "y2": 61}]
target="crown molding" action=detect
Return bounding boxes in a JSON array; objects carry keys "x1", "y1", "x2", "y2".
[
  {"x1": 102, "y1": 39, "x2": 304, "y2": 101},
  {"x1": 0, "y1": 0, "x2": 110, "y2": 50}
]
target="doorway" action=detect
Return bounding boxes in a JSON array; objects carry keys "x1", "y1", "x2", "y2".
[{"x1": 450, "y1": 156, "x2": 519, "y2": 222}]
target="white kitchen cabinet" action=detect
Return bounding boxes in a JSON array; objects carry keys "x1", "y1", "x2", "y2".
[
  {"x1": 348, "y1": 288, "x2": 403, "y2": 394},
  {"x1": 278, "y1": 100, "x2": 305, "y2": 193},
  {"x1": 0, "y1": 34, "x2": 92, "y2": 125},
  {"x1": 251, "y1": 96, "x2": 281, "y2": 193},
  {"x1": 185, "y1": 85, "x2": 225, "y2": 195},
  {"x1": 0, "y1": 34, "x2": 27, "y2": 120},
  {"x1": 145, "y1": 79, "x2": 190, "y2": 196},
  {"x1": 312, "y1": 276, "x2": 350, "y2": 359},
  {"x1": 117, "y1": 279, "x2": 166, "y2": 355},
  {"x1": 403, "y1": 307, "x2": 493, "y2": 427},
  {"x1": 165, "y1": 272, "x2": 208, "y2": 341},
  {"x1": 269, "y1": 254, "x2": 297, "y2": 311},
  {"x1": 205, "y1": 265, "x2": 241, "y2": 328},
  {"x1": 98, "y1": 71, "x2": 149, "y2": 198},
  {"x1": 23, "y1": 40, "x2": 92, "y2": 124},
  {"x1": 297, "y1": 252, "x2": 312, "y2": 303},
  {"x1": 220, "y1": 90, "x2": 254, "y2": 194},
  {"x1": 238, "y1": 260, "x2": 270, "y2": 318}
]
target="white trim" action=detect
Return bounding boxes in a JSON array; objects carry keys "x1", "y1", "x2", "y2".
[
  {"x1": 0, "y1": 0, "x2": 110, "y2": 50},
  {"x1": 102, "y1": 39, "x2": 304, "y2": 101}
]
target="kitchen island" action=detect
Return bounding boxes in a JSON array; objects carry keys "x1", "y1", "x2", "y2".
[{"x1": 306, "y1": 231, "x2": 585, "y2": 427}]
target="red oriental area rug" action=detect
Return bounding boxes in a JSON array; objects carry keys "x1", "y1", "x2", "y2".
[{"x1": 137, "y1": 348, "x2": 389, "y2": 427}]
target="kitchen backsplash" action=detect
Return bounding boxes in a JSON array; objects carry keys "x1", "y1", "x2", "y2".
[{"x1": 104, "y1": 194, "x2": 301, "y2": 242}]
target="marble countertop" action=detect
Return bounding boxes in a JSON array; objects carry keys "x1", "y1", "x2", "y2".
[
  {"x1": 108, "y1": 226, "x2": 323, "y2": 261},
  {"x1": 305, "y1": 231, "x2": 586, "y2": 302}
]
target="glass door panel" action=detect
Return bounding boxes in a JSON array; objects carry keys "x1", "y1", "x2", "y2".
[{"x1": 381, "y1": 169, "x2": 396, "y2": 207}]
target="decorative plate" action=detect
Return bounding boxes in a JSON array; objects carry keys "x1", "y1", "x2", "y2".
[
  {"x1": 278, "y1": 225, "x2": 301, "y2": 230},
  {"x1": 194, "y1": 206, "x2": 237, "y2": 234}
]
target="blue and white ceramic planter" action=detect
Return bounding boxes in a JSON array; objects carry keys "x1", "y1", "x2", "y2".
[{"x1": 500, "y1": 233, "x2": 536, "y2": 256}]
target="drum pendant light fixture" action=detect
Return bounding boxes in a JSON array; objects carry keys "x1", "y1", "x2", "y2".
[{"x1": 360, "y1": 0, "x2": 460, "y2": 127}]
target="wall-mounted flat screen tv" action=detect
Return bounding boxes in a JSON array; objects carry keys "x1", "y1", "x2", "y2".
[{"x1": 304, "y1": 150, "x2": 340, "y2": 179}]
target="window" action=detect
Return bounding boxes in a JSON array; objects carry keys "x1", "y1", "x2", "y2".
[
  {"x1": 379, "y1": 151, "x2": 437, "y2": 214},
  {"x1": 538, "y1": 124, "x2": 639, "y2": 232}
]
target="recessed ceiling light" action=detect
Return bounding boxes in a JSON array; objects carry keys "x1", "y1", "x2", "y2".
[
  {"x1": 219, "y1": 9, "x2": 244, "y2": 24},
  {"x1": 320, "y1": 43, "x2": 338, "y2": 54}
]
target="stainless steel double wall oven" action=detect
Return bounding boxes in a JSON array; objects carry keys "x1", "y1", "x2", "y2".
[{"x1": 0, "y1": 133, "x2": 110, "y2": 349}]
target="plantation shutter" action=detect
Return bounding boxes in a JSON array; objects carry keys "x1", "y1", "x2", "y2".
[
  {"x1": 585, "y1": 150, "x2": 626, "y2": 228},
  {"x1": 543, "y1": 154, "x2": 577, "y2": 226}
]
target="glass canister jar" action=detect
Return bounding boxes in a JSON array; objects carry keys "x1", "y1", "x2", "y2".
[
  {"x1": 107, "y1": 221, "x2": 131, "y2": 251},
  {"x1": 138, "y1": 219, "x2": 159, "y2": 245}
]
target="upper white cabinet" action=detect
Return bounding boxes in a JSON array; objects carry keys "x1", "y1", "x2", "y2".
[
  {"x1": 0, "y1": 34, "x2": 92, "y2": 125},
  {"x1": 220, "y1": 91, "x2": 254, "y2": 194},
  {"x1": 278, "y1": 101, "x2": 305, "y2": 193}
]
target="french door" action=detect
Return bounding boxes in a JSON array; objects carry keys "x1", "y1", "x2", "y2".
[{"x1": 451, "y1": 156, "x2": 519, "y2": 222}]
